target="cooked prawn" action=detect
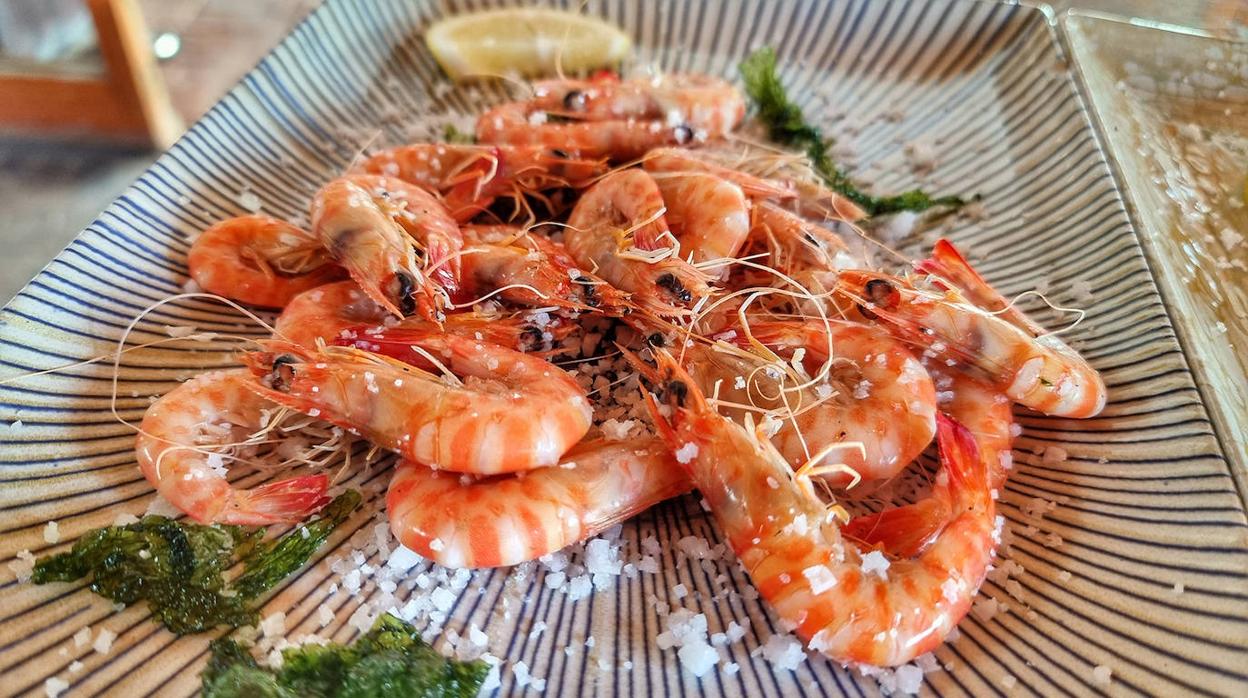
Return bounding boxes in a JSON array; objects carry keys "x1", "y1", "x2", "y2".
[
  {"x1": 243, "y1": 337, "x2": 592, "y2": 475},
  {"x1": 353, "y1": 144, "x2": 607, "y2": 223},
  {"x1": 310, "y1": 174, "x2": 462, "y2": 320},
  {"x1": 915, "y1": 238, "x2": 1046, "y2": 336},
  {"x1": 642, "y1": 147, "x2": 794, "y2": 199},
  {"x1": 458, "y1": 224, "x2": 632, "y2": 313},
  {"x1": 838, "y1": 271, "x2": 1107, "y2": 418},
  {"x1": 844, "y1": 370, "x2": 1014, "y2": 558},
  {"x1": 135, "y1": 369, "x2": 330, "y2": 525},
  {"x1": 388, "y1": 438, "x2": 691, "y2": 568},
  {"x1": 187, "y1": 215, "x2": 343, "y2": 308},
  {"x1": 652, "y1": 172, "x2": 750, "y2": 277},
  {"x1": 645, "y1": 350, "x2": 997, "y2": 667},
  {"x1": 746, "y1": 200, "x2": 857, "y2": 274},
  {"x1": 565, "y1": 169, "x2": 711, "y2": 316},
  {"x1": 478, "y1": 75, "x2": 744, "y2": 160},
  {"x1": 736, "y1": 320, "x2": 938, "y2": 486},
  {"x1": 275, "y1": 280, "x2": 573, "y2": 356}
]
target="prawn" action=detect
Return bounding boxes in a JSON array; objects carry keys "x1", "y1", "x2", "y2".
[
  {"x1": 353, "y1": 144, "x2": 607, "y2": 223},
  {"x1": 274, "y1": 280, "x2": 573, "y2": 356},
  {"x1": 565, "y1": 169, "x2": 711, "y2": 316},
  {"x1": 652, "y1": 171, "x2": 750, "y2": 277},
  {"x1": 915, "y1": 238, "x2": 1046, "y2": 336},
  {"x1": 642, "y1": 147, "x2": 795, "y2": 200},
  {"x1": 458, "y1": 224, "x2": 632, "y2": 313},
  {"x1": 187, "y1": 215, "x2": 344, "y2": 308},
  {"x1": 135, "y1": 369, "x2": 330, "y2": 525},
  {"x1": 838, "y1": 271, "x2": 1107, "y2": 418},
  {"x1": 733, "y1": 320, "x2": 938, "y2": 486},
  {"x1": 310, "y1": 174, "x2": 462, "y2": 320},
  {"x1": 844, "y1": 370, "x2": 1014, "y2": 557},
  {"x1": 242, "y1": 337, "x2": 592, "y2": 475},
  {"x1": 745, "y1": 201, "x2": 857, "y2": 274},
  {"x1": 694, "y1": 142, "x2": 869, "y2": 222},
  {"x1": 477, "y1": 75, "x2": 744, "y2": 160},
  {"x1": 387, "y1": 438, "x2": 691, "y2": 568},
  {"x1": 645, "y1": 350, "x2": 997, "y2": 667}
]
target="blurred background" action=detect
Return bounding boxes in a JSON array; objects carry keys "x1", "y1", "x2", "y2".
[
  {"x1": 0, "y1": 0, "x2": 317, "y2": 303},
  {"x1": 0, "y1": 0, "x2": 1243, "y2": 304}
]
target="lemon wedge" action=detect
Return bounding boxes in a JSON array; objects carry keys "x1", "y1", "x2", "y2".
[{"x1": 425, "y1": 8, "x2": 631, "y2": 81}]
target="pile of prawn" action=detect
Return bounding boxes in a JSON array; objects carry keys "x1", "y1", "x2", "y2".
[{"x1": 138, "y1": 71, "x2": 1106, "y2": 668}]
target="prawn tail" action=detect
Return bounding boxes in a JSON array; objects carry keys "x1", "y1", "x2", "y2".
[
  {"x1": 226, "y1": 473, "x2": 332, "y2": 525},
  {"x1": 842, "y1": 495, "x2": 952, "y2": 559},
  {"x1": 935, "y1": 413, "x2": 989, "y2": 505}
]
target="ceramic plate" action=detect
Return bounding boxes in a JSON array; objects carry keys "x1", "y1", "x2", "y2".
[
  {"x1": 2, "y1": 1, "x2": 1246, "y2": 696},
  {"x1": 1063, "y1": 9, "x2": 1248, "y2": 483}
]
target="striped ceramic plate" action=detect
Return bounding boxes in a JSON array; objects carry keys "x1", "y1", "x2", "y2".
[{"x1": 2, "y1": 1, "x2": 1245, "y2": 696}]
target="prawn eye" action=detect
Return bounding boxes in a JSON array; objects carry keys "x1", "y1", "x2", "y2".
[
  {"x1": 647, "y1": 333, "x2": 667, "y2": 347},
  {"x1": 519, "y1": 325, "x2": 545, "y2": 352},
  {"x1": 656, "y1": 273, "x2": 692, "y2": 303},
  {"x1": 395, "y1": 271, "x2": 418, "y2": 316},
  {"x1": 864, "y1": 278, "x2": 899, "y2": 309},
  {"x1": 574, "y1": 277, "x2": 600, "y2": 307},
  {"x1": 270, "y1": 355, "x2": 298, "y2": 391},
  {"x1": 673, "y1": 124, "x2": 694, "y2": 144},
  {"x1": 551, "y1": 149, "x2": 569, "y2": 159},
  {"x1": 666, "y1": 379, "x2": 688, "y2": 406},
  {"x1": 562, "y1": 90, "x2": 586, "y2": 111}
]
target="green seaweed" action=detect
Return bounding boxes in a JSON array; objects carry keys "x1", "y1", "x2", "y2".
[{"x1": 739, "y1": 47, "x2": 967, "y2": 216}]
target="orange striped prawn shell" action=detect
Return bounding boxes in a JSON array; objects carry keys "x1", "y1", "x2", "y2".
[
  {"x1": 275, "y1": 280, "x2": 575, "y2": 357},
  {"x1": 845, "y1": 369, "x2": 1014, "y2": 558},
  {"x1": 564, "y1": 169, "x2": 712, "y2": 317},
  {"x1": 477, "y1": 75, "x2": 745, "y2": 160},
  {"x1": 310, "y1": 174, "x2": 461, "y2": 320},
  {"x1": 136, "y1": 369, "x2": 330, "y2": 525},
  {"x1": 242, "y1": 337, "x2": 592, "y2": 475},
  {"x1": 353, "y1": 143, "x2": 607, "y2": 223},
  {"x1": 459, "y1": 224, "x2": 633, "y2": 314},
  {"x1": 388, "y1": 438, "x2": 691, "y2": 569},
  {"x1": 644, "y1": 350, "x2": 997, "y2": 667},
  {"x1": 717, "y1": 319, "x2": 938, "y2": 487},
  {"x1": 187, "y1": 214, "x2": 344, "y2": 308},
  {"x1": 838, "y1": 270, "x2": 1108, "y2": 418}
]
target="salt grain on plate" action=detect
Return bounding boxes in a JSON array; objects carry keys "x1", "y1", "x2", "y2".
[
  {"x1": 44, "y1": 677, "x2": 69, "y2": 698},
  {"x1": 1092, "y1": 664, "x2": 1113, "y2": 687},
  {"x1": 93, "y1": 628, "x2": 117, "y2": 654},
  {"x1": 758, "y1": 633, "x2": 806, "y2": 671},
  {"x1": 9, "y1": 549, "x2": 36, "y2": 582}
]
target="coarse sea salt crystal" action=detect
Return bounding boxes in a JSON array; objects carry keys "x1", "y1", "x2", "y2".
[
  {"x1": 387, "y1": 545, "x2": 423, "y2": 570},
  {"x1": 260, "y1": 612, "x2": 286, "y2": 638},
  {"x1": 567, "y1": 574, "x2": 593, "y2": 600},
  {"x1": 759, "y1": 634, "x2": 805, "y2": 670},
  {"x1": 431, "y1": 587, "x2": 456, "y2": 612},
  {"x1": 317, "y1": 605, "x2": 335, "y2": 627},
  {"x1": 674, "y1": 442, "x2": 699, "y2": 464},
  {"x1": 677, "y1": 641, "x2": 719, "y2": 677},
  {"x1": 237, "y1": 190, "x2": 262, "y2": 212},
  {"x1": 860, "y1": 550, "x2": 890, "y2": 579},
  {"x1": 93, "y1": 628, "x2": 117, "y2": 654},
  {"x1": 895, "y1": 664, "x2": 924, "y2": 694},
  {"x1": 73, "y1": 627, "x2": 92, "y2": 648},
  {"x1": 1092, "y1": 664, "x2": 1112, "y2": 687},
  {"x1": 44, "y1": 677, "x2": 69, "y2": 698},
  {"x1": 9, "y1": 549, "x2": 36, "y2": 582},
  {"x1": 803, "y1": 565, "x2": 837, "y2": 594}
]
